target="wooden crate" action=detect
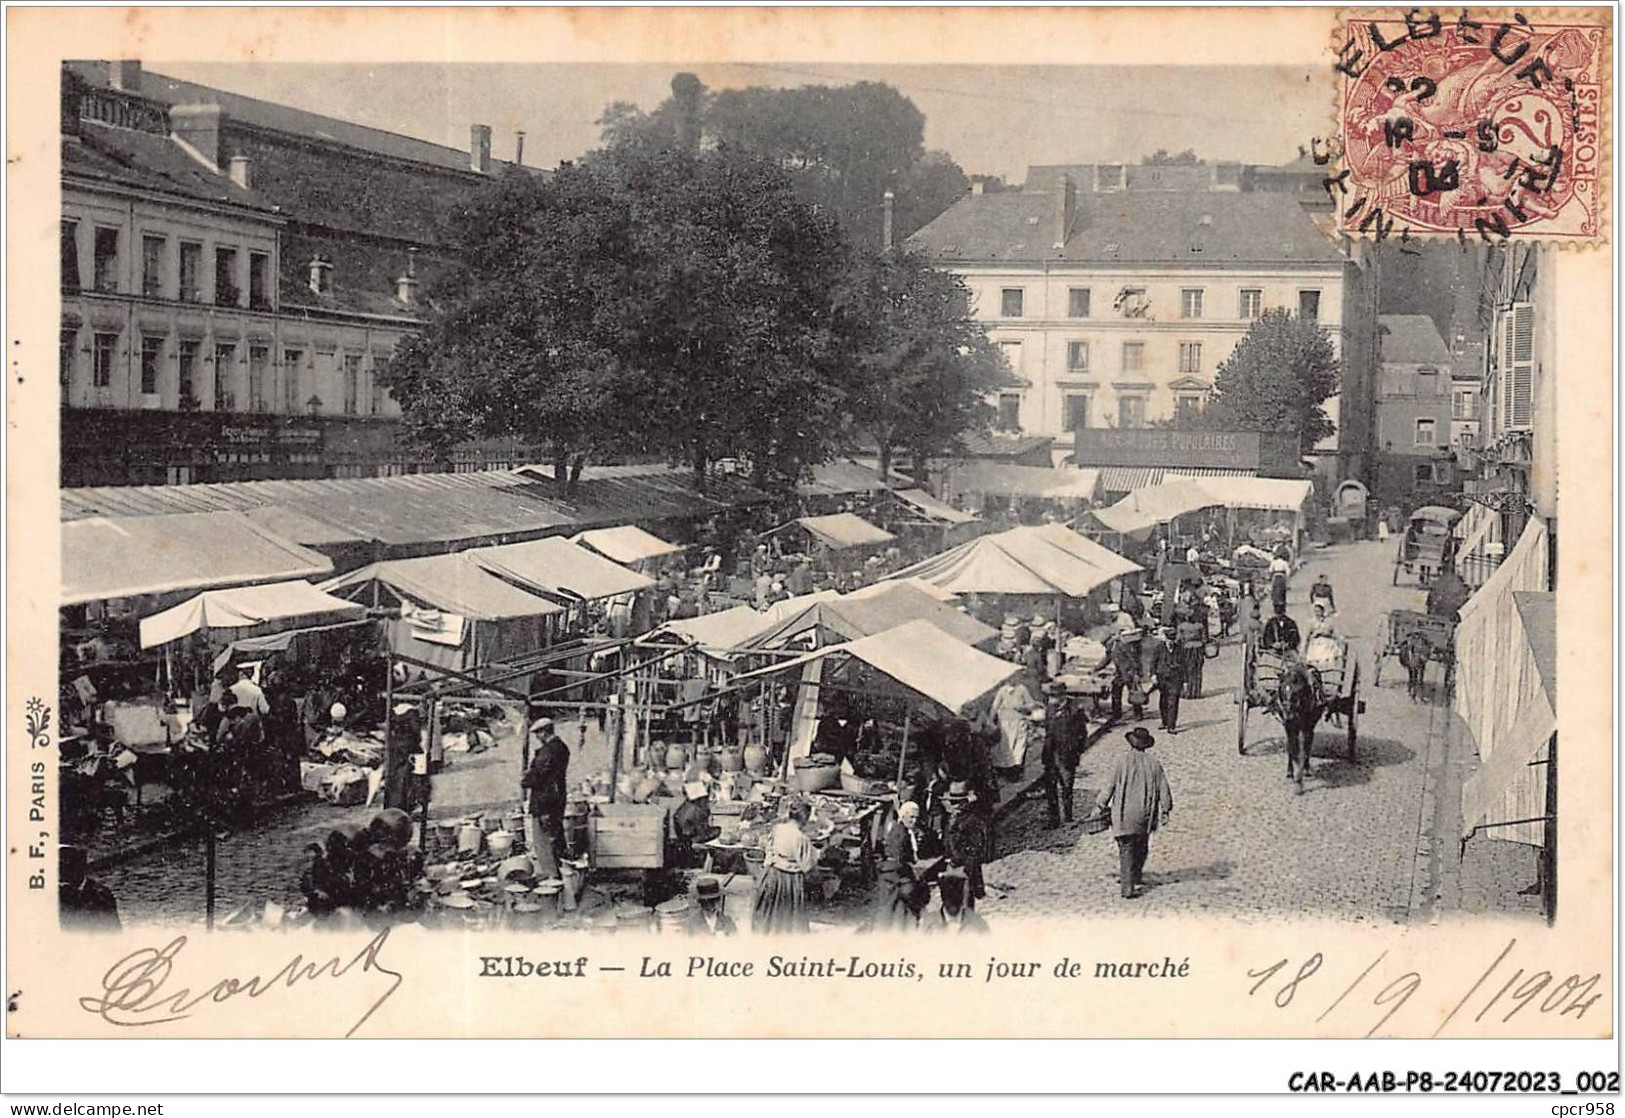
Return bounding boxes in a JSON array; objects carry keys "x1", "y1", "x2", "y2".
[{"x1": 588, "y1": 803, "x2": 669, "y2": 869}]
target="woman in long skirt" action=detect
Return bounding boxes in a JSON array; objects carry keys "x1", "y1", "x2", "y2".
[{"x1": 752, "y1": 800, "x2": 816, "y2": 934}]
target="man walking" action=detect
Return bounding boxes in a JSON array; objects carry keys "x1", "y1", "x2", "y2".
[
  {"x1": 520, "y1": 716, "x2": 571, "y2": 879},
  {"x1": 1041, "y1": 687, "x2": 1085, "y2": 827},
  {"x1": 1150, "y1": 627, "x2": 1185, "y2": 735},
  {"x1": 1093, "y1": 727, "x2": 1174, "y2": 899}
]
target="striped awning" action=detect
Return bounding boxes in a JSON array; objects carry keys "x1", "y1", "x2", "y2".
[{"x1": 1095, "y1": 465, "x2": 1255, "y2": 494}]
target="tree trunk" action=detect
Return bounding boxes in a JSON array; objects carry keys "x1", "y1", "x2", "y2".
[
  {"x1": 567, "y1": 453, "x2": 587, "y2": 495},
  {"x1": 552, "y1": 445, "x2": 568, "y2": 485},
  {"x1": 877, "y1": 441, "x2": 894, "y2": 490}
]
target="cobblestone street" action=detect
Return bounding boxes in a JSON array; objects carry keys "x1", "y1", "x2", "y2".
[{"x1": 982, "y1": 539, "x2": 1544, "y2": 926}]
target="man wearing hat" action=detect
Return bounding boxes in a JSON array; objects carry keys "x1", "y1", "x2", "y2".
[
  {"x1": 1040, "y1": 688, "x2": 1085, "y2": 828},
  {"x1": 942, "y1": 781, "x2": 991, "y2": 906},
  {"x1": 382, "y1": 703, "x2": 424, "y2": 812},
  {"x1": 520, "y1": 716, "x2": 571, "y2": 880},
  {"x1": 683, "y1": 875, "x2": 738, "y2": 936},
  {"x1": 1149, "y1": 627, "x2": 1186, "y2": 734},
  {"x1": 925, "y1": 868, "x2": 990, "y2": 934},
  {"x1": 1093, "y1": 727, "x2": 1174, "y2": 899}
]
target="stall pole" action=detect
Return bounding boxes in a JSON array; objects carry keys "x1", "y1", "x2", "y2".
[
  {"x1": 894, "y1": 709, "x2": 913, "y2": 792},
  {"x1": 419, "y1": 696, "x2": 436, "y2": 862}
]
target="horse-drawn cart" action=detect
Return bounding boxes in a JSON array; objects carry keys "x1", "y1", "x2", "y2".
[
  {"x1": 1392, "y1": 506, "x2": 1461, "y2": 586},
  {"x1": 1375, "y1": 610, "x2": 1456, "y2": 695},
  {"x1": 1237, "y1": 637, "x2": 1364, "y2": 792}
]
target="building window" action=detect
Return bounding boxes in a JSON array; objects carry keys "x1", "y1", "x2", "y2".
[
  {"x1": 1116, "y1": 286, "x2": 1149, "y2": 318},
  {"x1": 1121, "y1": 341, "x2": 1144, "y2": 372},
  {"x1": 997, "y1": 392, "x2": 1022, "y2": 431},
  {"x1": 92, "y1": 332, "x2": 117, "y2": 388},
  {"x1": 1414, "y1": 417, "x2": 1437, "y2": 447},
  {"x1": 1298, "y1": 289, "x2": 1321, "y2": 321},
  {"x1": 213, "y1": 343, "x2": 236, "y2": 409},
  {"x1": 998, "y1": 339, "x2": 1022, "y2": 374},
  {"x1": 343, "y1": 353, "x2": 362, "y2": 415},
  {"x1": 1000, "y1": 288, "x2": 1024, "y2": 318},
  {"x1": 248, "y1": 346, "x2": 270, "y2": 411},
  {"x1": 166, "y1": 466, "x2": 195, "y2": 486},
  {"x1": 370, "y1": 364, "x2": 386, "y2": 416},
  {"x1": 249, "y1": 252, "x2": 271, "y2": 309},
  {"x1": 179, "y1": 242, "x2": 203, "y2": 303},
  {"x1": 1178, "y1": 341, "x2": 1202, "y2": 373},
  {"x1": 178, "y1": 339, "x2": 199, "y2": 405},
  {"x1": 141, "y1": 235, "x2": 166, "y2": 297},
  {"x1": 92, "y1": 228, "x2": 120, "y2": 293},
  {"x1": 1118, "y1": 395, "x2": 1147, "y2": 429},
  {"x1": 1066, "y1": 340, "x2": 1089, "y2": 372},
  {"x1": 1061, "y1": 393, "x2": 1090, "y2": 432},
  {"x1": 1414, "y1": 463, "x2": 1432, "y2": 484},
  {"x1": 1180, "y1": 288, "x2": 1204, "y2": 318},
  {"x1": 1067, "y1": 288, "x2": 1091, "y2": 317},
  {"x1": 283, "y1": 349, "x2": 303, "y2": 412},
  {"x1": 1175, "y1": 394, "x2": 1203, "y2": 425},
  {"x1": 1239, "y1": 288, "x2": 1262, "y2": 318},
  {"x1": 215, "y1": 246, "x2": 240, "y2": 306},
  {"x1": 60, "y1": 327, "x2": 76, "y2": 389},
  {"x1": 139, "y1": 336, "x2": 163, "y2": 396},
  {"x1": 1453, "y1": 390, "x2": 1475, "y2": 419},
  {"x1": 61, "y1": 222, "x2": 80, "y2": 292}
]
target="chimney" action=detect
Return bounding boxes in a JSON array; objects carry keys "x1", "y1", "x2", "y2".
[
  {"x1": 470, "y1": 123, "x2": 492, "y2": 174},
  {"x1": 228, "y1": 153, "x2": 252, "y2": 190},
  {"x1": 395, "y1": 248, "x2": 419, "y2": 305},
  {"x1": 971, "y1": 180, "x2": 986, "y2": 195},
  {"x1": 515, "y1": 130, "x2": 526, "y2": 167},
  {"x1": 1053, "y1": 174, "x2": 1076, "y2": 249},
  {"x1": 169, "y1": 103, "x2": 223, "y2": 167},
  {"x1": 881, "y1": 190, "x2": 895, "y2": 252},
  {"x1": 671, "y1": 72, "x2": 703, "y2": 154},
  {"x1": 109, "y1": 60, "x2": 143, "y2": 92},
  {"x1": 308, "y1": 255, "x2": 333, "y2": 296}
]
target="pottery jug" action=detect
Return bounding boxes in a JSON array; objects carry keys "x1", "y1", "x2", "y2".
[
  {"x1": 664, "y1": 743, "x2": 688, "y2": 771},
  {"x1": 487, "y1": 831, "x2": 516, "y2": 859},
  {"x1": 456, "y1": 822, "x2": 484, "y2": 856},
  {"x1": 742, "y1": 744, "x2": 768, "y2": 775},
  {"x1": 718, "y1": 747, "x2": 743, "y2": 774}
]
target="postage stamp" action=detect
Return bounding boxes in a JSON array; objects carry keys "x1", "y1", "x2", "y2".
[{"x1": 1334, "y1": 8, "x2": 1609, "y2": 242}]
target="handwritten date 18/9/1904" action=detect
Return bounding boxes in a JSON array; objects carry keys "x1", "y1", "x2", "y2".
[
  {"x1": 1248, "y1": 939, "x2": 1602, "y2": 1037},
  {"x1": 78, "y1": 928, "x2": 405, "y2": 1039}
]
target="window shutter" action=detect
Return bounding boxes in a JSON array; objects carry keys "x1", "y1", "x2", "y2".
[{"x1": 1503, "y1": 301, "x2": 1534, "y2": 429}]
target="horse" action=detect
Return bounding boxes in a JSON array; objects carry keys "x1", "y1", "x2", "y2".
[
  {"x1": 1398, "y1": 631, "x2": 1432, "y2": 703},
  {"x1": 1269, "y1": 658, "x2": 1325, "y2": 794}
]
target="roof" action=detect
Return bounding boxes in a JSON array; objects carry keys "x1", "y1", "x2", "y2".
[
  {"x1": 953, "y1": 431, "x2": 1055, "y2": 459},
  {"x1": 1379, "y1": 314, "x2": 1454, "y2": 366},
  {"x1": 1513, "y1": 591, "x2": 1557, "y2": 704},
  {"x1": 1091, "y1": 480, "x2": 1219, "y2": 535},
  {"x1": 63, "y1": 511, "x2": 333, "y2": 605},
  {"x1": 64, "y1": 121, "x2": 274, "y2": 213},
  {"x1": 1170, "y1": 475, "x2": 1314, "y2": 513},
  {"x1": 734, "y1": 619, "x2": 1020, "y2": 716},
  {"x1": 470, "y1": 537, "x2": 653, "y2": 602},
  {"x1": 793, "y1": 513, "x2": 896, "y2": 550},
  {"x1": 943, "y1": 461, "x2": 1099, "y2": 501},
  {"x1": 891, "y1": 523, "x2": 1140, "y2": 597},
  {"x1": 909, "y1": 189, "x2": 1344, "y2": 265},
  {"x1": 68, "y1": 61, "x2": 515, "y2": 176},
  {"x1": 654, "y1": 592, "x2": 842, "y2": 654},
  {"x1": 570, "y1": 525, "x2": 682, "y2": 566},
  {"x1": 797, "y1": 459, "x2": 911, "y2": 497},
  {"x1": 324, "y1": 553, "x2": 562, "y2": 621},
  {"x1": 892, "y1": 488, "x2": 979, "y2": 525},
  {"x1": 1096, "y1": 465, "x2": 1256, "y2": 494},
  {"x1": 139, "y1": 579, "x2": 365, "y2": 649},
  {"x1": 744, "y1": 582, "x2": 997, "y2": 651}
]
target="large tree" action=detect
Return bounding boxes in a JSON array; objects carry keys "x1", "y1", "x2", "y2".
[{"x1": 1201, "y1": 308, "x2": 1342, "y2": 454}]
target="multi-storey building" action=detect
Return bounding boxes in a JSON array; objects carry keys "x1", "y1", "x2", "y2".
[
  {"x1": 1371, "y1": 314, "x2": 1459, "y2": 508},
  {"x1": 908, "y1": 164, "x2": 1357, "y2": 471},
  {"x1": 60, "y1": 60, "x2": 528, "y2": 486}
]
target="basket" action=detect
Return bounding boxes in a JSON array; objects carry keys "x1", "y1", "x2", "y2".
[
  {"x1": 1081, "y1": 809, "x2": 1112, "y2": 836},
  {"x1": 839, "y1": 772, "x2": 890, "y2": 796}
]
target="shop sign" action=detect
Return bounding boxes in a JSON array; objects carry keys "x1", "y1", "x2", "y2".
[{"x1": 1075, "y1": 428, "x2": 1262, "y2": 469}]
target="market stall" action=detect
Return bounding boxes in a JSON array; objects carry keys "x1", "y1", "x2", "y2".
[
  {"x1": 569, "y1": 524, "x2": 683, "y2": 573},
  {"x1": 742, "y1": 581, "x2": 998, "y2": 653}
]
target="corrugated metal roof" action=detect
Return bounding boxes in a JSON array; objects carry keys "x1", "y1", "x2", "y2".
[{"x1": 797, "y1": 460, "x2": 910, "y2": 497}]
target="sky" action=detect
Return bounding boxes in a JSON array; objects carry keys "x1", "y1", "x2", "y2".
[{"x1": 156, "y1": 61, "x2": 1330, "y2": 183}]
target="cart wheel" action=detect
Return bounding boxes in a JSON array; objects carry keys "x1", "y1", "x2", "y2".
[
  {"x1": 1391, "y1": 564, "x2": 1400, "y2": 586},
  {"x1": 1236, "y1": 693, "x2": 1249, "y2": 755},
  {"x1": 1346, "y1": 661, "x2": 1360, "y2": 761}
]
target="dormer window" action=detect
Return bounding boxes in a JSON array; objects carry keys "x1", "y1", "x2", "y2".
[{"x1": 308, "y1": 256, "x2": 334, "y2": 296}]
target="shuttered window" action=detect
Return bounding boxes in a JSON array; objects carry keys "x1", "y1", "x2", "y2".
[{"x1": 1497, "y1": 302, "x2": 1535, "y2": 430}]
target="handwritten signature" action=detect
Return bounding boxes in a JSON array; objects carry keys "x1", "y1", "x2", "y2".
[{"x1": 79, "y1": 928, "x2": 404, "y2": 1038}]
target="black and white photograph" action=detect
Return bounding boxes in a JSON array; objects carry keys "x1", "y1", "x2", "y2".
[{"x1": 4, "y1": 2, "x2": 1616, "y2": 1095}]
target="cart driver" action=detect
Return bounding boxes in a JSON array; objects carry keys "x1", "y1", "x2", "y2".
[{"x1": 1261, "y1": 601, "x2": 1301, "y2": 655}]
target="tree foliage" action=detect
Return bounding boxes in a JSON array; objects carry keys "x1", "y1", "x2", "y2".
[
  {"x1": 1201, "y1": 308, "x2": 1341, "y2": 454},
  {"x1": 1143, "y1": 148, "x2": 1202, "y2": 165}
]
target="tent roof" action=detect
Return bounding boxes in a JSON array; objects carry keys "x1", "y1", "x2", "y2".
[
  {"x1": 892, "y1": 488, "x2": 978, "y2": 525},
  {"x1": 471, "y1": 537, "x2": 654, "y2": 601},
  {"x1": 62, "y1": 511, "x2": 333, "y2": 606},
  {"x1": 735, "y1": 619, "x2": 1020, "y2": 716},
  {"x1": 324, "y1": 554, "x2": 563, "y2": 621},
  {"x1": 1173, "y1": 475, "x2": 1314, "y2": 513},
  {"x1": 793, "y1": 513, "x2": 896, "y2": 550},
  {"x1": 945, "y1": 461, "x2": 1099, "y2": 500},
  {"x1": 139, "y1": 579, "x2": 366, "y2": 649},
  {"x1": 569, "y1": 525, "x2": 681, "y2": 566},
  {"x1": 745, "y1": 582, "x2": 997, "y2": 650},
  {"x1": 890, "y1": 523, "x2": 1140, "y2": 597},
  {"x1": 654, "y1": 591, "x2": 840, "y2": 652},
  {"x1": 1091, "y1": 479, "x2": 1219, "y2": 535}
]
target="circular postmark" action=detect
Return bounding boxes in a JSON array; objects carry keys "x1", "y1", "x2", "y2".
[{"x1": 1338, "y1": 14, "x2": 1602, "y2": 239}]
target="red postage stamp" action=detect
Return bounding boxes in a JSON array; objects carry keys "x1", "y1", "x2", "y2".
[{"x1": 1334, "y1": 8, "x2": 1609, "y2": 242}]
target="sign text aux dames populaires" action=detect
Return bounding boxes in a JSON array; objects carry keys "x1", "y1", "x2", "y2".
[{"x1": 1074, "y1": 428, "x2": 1262, "y2": 469}]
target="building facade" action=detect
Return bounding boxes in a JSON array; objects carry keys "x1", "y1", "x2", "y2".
[
  {"x1": 909, "y1": 165, "x2": 1357, "y2": 471},
  {"x1": 1370, "y1": 314, "x2": 1459, "y2": 509},
  {"x1": 60, "y1": 61, "x2": 527, "y2": 486}
]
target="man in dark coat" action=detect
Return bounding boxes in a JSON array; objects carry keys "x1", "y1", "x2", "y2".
[
  {"x1": 672, "y1": 781, "x2": 722, "y2": 867},
  {"x1": 877, "y1": 801, "x2": 942, "y2": 929},
  {"x1": 520, "y1": 717, "x2": 571, "y2": 879},
  {"x1": 942, "y1": 782, "x2": 990, "y2": 905},
  {"x1": 59, "y1": 844, "x2": 120, "y2": 932},
  {"x1": 683, "y1": 875, "x2": 739, "y2": 936},
  {"x1": 1150, "y1": 628, "x2": 1186, "y2": 734},
  {"x1": 382, "y1": 704, "x2": 424, "y2": 812},
  {"x1": 1040, "y1": 690, "x2": 1086, "y2": 827}
]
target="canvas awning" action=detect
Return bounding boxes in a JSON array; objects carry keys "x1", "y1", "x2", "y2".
[
  {"x1": 733, "y1": 619, "x2": 1019, "y2": 716},
  {"x1": 569, "y1": 525, "x2": 682, "y2": 566},
  {"x1": 1456, "y1": 520, "x2": 1553, "y2": 845},
  {"x1": 62, "y1": 511, "x2": 333, "y2": 606},
  {"x1": 1090, "y1": 480, "x2": 1220, "y2": 536},
  {"x1": 1174, "y1": 475, "x2": 1314, "y2": 514},
  {"x1": 745, "y1": 582, "x2": 997, "y2": 650},
  {"x1": 792, "y1": 513, "x2": 895, "y2": 550},
  {"x1": 942, "y1": 461, "x2": 1099, "y2": 501},
  {"x1": 893, "y1": 488, "x2": 978, "y2": 525},
  {"x1": 471, "y1": 536, "x2": 654, "y2": 602},
  {"x1": 890, "y1": 523, "x2": 1140, "y2": 597},
  {"x1": 652, "y1": 592, "x2": 842, "y2": 654},
  {"x1": 323, "y1": 553, "x2": 563, "y2": 621},
  {"x1": 139, "y1": 580, "x2": 366, "y2": 649}
]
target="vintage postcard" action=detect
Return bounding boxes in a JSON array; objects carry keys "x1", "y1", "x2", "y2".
[{"x1": 3, "y1": 3, "x2": 1616, "y2": 1089}]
